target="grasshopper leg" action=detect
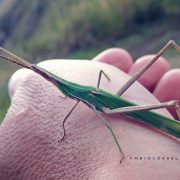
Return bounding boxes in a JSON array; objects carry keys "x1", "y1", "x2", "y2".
[
  {"x1": 174, "y1": 101, "x2": 180, "y2": 120},
  {"x1": 60, "y1": 69, "x2": 111, "y2": 140},
  {"x1": 96, "y1": 70, "x2": 125, "y2": 163},
  {"x1": 102, "y1": 100, "x2": 180, "y2": 162},
  {"x1": 117, "y1": 40, "x2": 180, "y2": 96},
  {"x1": 92, "y1": 107, "x2": 125, "y2": 163},
  {"x1": 97, "y1": 69, "x2": 110, "y2": 89},
  {"x1": 102, "y1": 101, "x2": 180, "y2": 161},
  {"x1": 60, "y1": 101, "x2": 80, "y2": 141}
]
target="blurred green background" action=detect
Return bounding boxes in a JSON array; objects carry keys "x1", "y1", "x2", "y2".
[{"x1": 0, "y1": 0, "x2": 180, "y2": 121}]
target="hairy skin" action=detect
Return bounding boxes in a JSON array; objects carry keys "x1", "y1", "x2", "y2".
[{"x1": 0, "y1": 50, "x2": 180, "y2": 179}]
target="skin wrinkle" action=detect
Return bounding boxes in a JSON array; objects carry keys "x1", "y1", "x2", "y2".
[
  {"x1": 1, "y1": 72, "x2": 116, "y2": 179},
  {"x1": 0, "y1": 60, "x2": 179, "y2": 179}
]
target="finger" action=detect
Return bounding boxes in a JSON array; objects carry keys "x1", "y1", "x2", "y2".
[
  {"x1": 153, "y1": 69, "x2": 180, "y2": 119},
  {"x1": 93, "y1": 48, "x2": 133, "y2": 73},
  {"x1": 128, "y1": 55, "x2": 170, "y2": 92},
  {"x1": 8, "y1": 68, "x2": 32, "y2": 98}
]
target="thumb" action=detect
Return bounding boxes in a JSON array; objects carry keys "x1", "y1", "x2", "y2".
[{"x1": 8, "y1": 68, "x2": 32, "y2": 98}]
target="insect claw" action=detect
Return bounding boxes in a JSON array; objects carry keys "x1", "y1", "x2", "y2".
[
  {"x1": 58, "y1": 124, "x2": 66, "y2": 142},
  {"x1": 171, "y1": 40, "x2": 180, "y2": 52},
  {"x1": 119, "y1": 152, "x2": 125, "y2": 164},
  {"x1": 58, "y1": 133, "x2": 66, "y2": 143}
]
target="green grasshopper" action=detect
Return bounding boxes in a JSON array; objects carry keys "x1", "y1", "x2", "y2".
[{"x1": 0, "y1": 40, "x2": 180, "y2": 163}]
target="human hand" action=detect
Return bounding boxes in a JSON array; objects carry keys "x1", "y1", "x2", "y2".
[{"x1": 0, "y1": 48, "x2": 179, "y2": 179}]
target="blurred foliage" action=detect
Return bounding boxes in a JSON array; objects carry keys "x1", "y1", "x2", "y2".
[
  {"x1": 162, "y1": 0, "x2": 180, "y2": 16},
  {"x1": 22, "y1": 0, "x2": 174, "y2": 57},
  {"x1": 0, "y1": 81, "x2": 10, "y2": 122},
  {"x1": 0, "y1": 0, "x2": 179, "y2": 60}
]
